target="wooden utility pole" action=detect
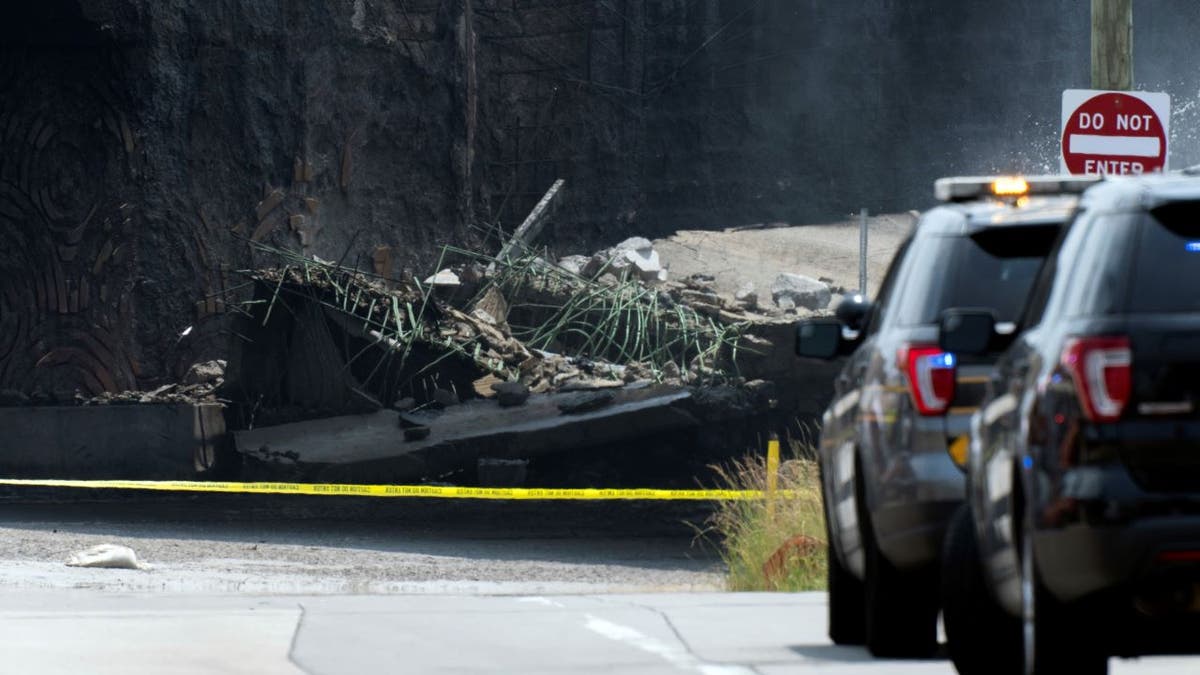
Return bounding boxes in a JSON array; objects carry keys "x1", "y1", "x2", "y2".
[{"x1": 1091, "y1": 0, "x2": 1133, "y2": 90}]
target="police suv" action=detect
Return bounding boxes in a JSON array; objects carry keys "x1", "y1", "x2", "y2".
[
  {"x1": 940, "y1": 172, "x2": 1200, "y2": 674},
  {"x1": 796, "y1": 175, "x2": 1097, "y2": 657}
]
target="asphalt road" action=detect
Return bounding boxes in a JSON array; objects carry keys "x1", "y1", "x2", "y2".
[
  {"x1": 3, "y1": 591, "x2": 1198, "y2": 674},
  {"x1": 1, "y1": 494, "x2": 1197, "y2": 673}
]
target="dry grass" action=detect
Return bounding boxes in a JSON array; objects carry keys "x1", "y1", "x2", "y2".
[{"x1": 704, "y1": 453, "x2": 827, "y2": 592}]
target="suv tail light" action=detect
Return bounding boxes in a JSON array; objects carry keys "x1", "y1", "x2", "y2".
[
  {"x1": 1060, "y1": 336, "x2": 1132, "y2": 423},
  {"x1": 899, "y1": 344, "x2": 957, "y2": 416}
]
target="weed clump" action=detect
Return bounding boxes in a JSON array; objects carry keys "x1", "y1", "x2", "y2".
[{"x1": 705, "y1": 453, "x2": 826, "y2": 592}]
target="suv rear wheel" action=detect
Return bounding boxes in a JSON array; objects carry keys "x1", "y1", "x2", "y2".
[
  {"x1": 942, "y1": 505, "x2": 1019, "y2": 674},
  {"x1": 857, "y1": 467, "x2": 939, "y2": 658},
  {"x1": 1020, "y1": 499, "x2": 1109, "y2": 674},
  {"x1": 826, "y1": 513, "x2": 865, "y2": 644}
]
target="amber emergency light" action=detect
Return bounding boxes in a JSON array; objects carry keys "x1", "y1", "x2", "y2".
[{"x1": 934, "y1": 175, "x2": 1102, "y2": 202}]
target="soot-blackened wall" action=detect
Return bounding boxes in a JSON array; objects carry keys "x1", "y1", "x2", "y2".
[{"x1": 2, "y1": 1, "x2": 1198, "y2": 396}]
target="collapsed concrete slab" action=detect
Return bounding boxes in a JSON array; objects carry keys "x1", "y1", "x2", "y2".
[
  {"x1": 211, "y1": 243, "x2": 839, "y2": 487},
  {"x1": 233, "y1": 386, "x2": 698, "y2": 484}
]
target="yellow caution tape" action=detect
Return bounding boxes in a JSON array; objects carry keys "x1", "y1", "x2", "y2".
[{"x1": 0, "y1": 478, "x2": 801, "y2": 501}]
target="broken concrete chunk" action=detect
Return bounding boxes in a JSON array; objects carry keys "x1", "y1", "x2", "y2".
[
  {"x1": 582, "y1": 253, "x2": 609, "y2": 278},
  {"x1": 393, "y1": 397, "x2": 416, "y2": 411},
  {"x1": 66, "y1": 544, "x2": 151, "y2": 570},
  {"x1": 556, "y1": 255, "x2": 591, "y2": 276},
  {"x1": 735, "y1": 283, "x2": 758, "y2": 309},
  {"x1": 613, "y1": 236, "x2": 654, "y2": 253},
  {"x1": 558, "y1": 378, "x2": 624, "y2": 392},
  {"x1": 139, "y1": 384, "x2": 177, "y2": 403},
  {"x1": 492, "y1": 381, "x2": 530, "y2": 407},
  {"x1": 661, "y1": 361, "x2": 682, "y2": 381},
  {"x1": 183, "y1": 360, "x2": 227, "y2": 386},
  {"x1": 473, "y1": 374, "x2": 503, "y2": 398},
  {"x1": 738, "y1": 334, "x2": 775, "y2": 353},
  {"x1": 622, "y1": 247, "x2": 663, "y2": 281},
  {"x1": 423, "y1": 269, "x2": 461, "y2": 287},
  {"x1": 471, "y1": 308, "x2": 498, "y2": 325},
  {"x1": 583, "y1": 236, "x2": 664, "y2": 281},
  {"x1": 771, "y1": 273, "x2": 830, "y2": 311},
  {"x1": 557, "y1": 390, "x2": 615, "y2": 414}
]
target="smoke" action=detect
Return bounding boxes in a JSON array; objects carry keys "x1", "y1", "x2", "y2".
[{"x1": 1140, "y1": 80, "x2": 1200, "y2": 170}]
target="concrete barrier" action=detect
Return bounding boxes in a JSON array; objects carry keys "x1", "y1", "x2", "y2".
[{"x1": 0, "y1": 403, "x2": 226, "y2": 479}]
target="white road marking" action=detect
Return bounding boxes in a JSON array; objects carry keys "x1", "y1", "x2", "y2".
[
  {"x1": 584, "y1": 614, "x2": 755, "y2": 675},
  {"x1": 517, "y1": 596, "x2": 565, "y2": 608}
]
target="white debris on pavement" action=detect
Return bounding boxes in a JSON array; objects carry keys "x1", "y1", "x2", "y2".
[{"x1": 66, "y1": 544, "x2": 152, "y2": 570}]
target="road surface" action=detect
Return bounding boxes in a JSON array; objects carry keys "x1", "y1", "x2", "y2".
[
  {"x1": 3, "y1": 591, "x2": 1198, "y2": 674},
  {"x1": 0, "y1": 494, "x2": 1196, "y2": 673}
]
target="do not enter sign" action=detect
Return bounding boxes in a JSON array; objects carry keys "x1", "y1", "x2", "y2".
[{"x1": 1060, "y1": 89, "x2": 1171, "y2": 176}]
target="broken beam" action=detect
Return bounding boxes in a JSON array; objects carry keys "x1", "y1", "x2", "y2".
[{"x1": 488, "y1": 178, "x2": 566, "y2": 272}]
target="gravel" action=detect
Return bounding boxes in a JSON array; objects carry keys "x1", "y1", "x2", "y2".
[{"x1": 0, "y1": 495, "x2": 724, "y2": 595}]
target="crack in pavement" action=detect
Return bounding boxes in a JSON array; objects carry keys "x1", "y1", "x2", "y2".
[
  {"x1": 288, "y1": 602, "x2": 312, "y2": 674},
  {"x1": 586, "y1": 595, "x2": 758, "y2": 674}
]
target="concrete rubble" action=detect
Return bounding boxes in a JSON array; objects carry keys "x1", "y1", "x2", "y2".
[
  {"x1": 771, "y1": 273, "x2": 832, "y2": 311},
  {"x1": 0, "y1": 216, "x2": 845, "y2": 488}
]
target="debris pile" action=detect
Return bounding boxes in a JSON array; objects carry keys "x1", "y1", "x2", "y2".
[
  {"x1": 78, "y1": 360, "x2": 227, "y2": 406},
  {"x1": 0, "y1": 180, "x2": 846, "y2": 488},
  {"x1": 210, "y1": 216, "x2": 832, "y2": 486},
  {"x1": 225, "y1": 227, "x2": 758, "y2": 421}
]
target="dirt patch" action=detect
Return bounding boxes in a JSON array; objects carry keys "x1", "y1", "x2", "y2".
[{"x1": 653, "y1": 214, "x2": 914, "y2": 303}]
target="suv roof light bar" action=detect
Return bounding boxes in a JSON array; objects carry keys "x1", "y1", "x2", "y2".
[{"x1": 935, "y1": 175, "x2": 1103, "y2": 203}]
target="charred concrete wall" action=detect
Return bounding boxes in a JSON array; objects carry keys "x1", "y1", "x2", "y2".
[
  {"x1": 479, "y1": 1, "x2": 1200, "y2": 242},
  {"x1": 0, "y1": 1, "x2": 477, "y2": 396},
  {"x1": 2, "y1": 0, "x2": 1198, "y2": 397}
]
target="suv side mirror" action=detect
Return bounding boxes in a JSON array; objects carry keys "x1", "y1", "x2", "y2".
[
  {"x1": 938, "y1": 308, "x2": 996, "y2": 355},
  {"x1": 835, "y1": 293, "x2": 873, "y2": 333},
  {"x1": 796, "y1": 319, "x2": 843, "y2": 359}
]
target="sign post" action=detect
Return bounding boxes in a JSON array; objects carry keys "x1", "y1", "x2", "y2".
[
  {"x1": 1091, "y1": 0, "x2": 1133, "y2": 90},
  {"x1": 1060, "y1": 89, "x2": 1170, "y2": 176}
]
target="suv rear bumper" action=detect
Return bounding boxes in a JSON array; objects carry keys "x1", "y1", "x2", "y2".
[
  {"x1": 1034, "y1": 463, "x2": 1200, "y2": 605},
  {"x1": 1037, "y1": 515, "x2": 1200, "y2": 601}
]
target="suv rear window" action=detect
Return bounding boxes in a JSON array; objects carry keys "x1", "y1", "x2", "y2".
[
  {"x1": 1128, "y1": 202, "x2": 1200, "y2": 313},
  {"x1": 891, "y1": 224, "x2": 1059, "y2": 326}
]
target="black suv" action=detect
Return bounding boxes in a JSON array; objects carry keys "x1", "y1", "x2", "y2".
[
  {"x1": 940, "y1": 173, "x2": 1200, "y2": 674},
  {"x1": 796, "y1": 176, "x2": 1095, "y2": 657}
]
